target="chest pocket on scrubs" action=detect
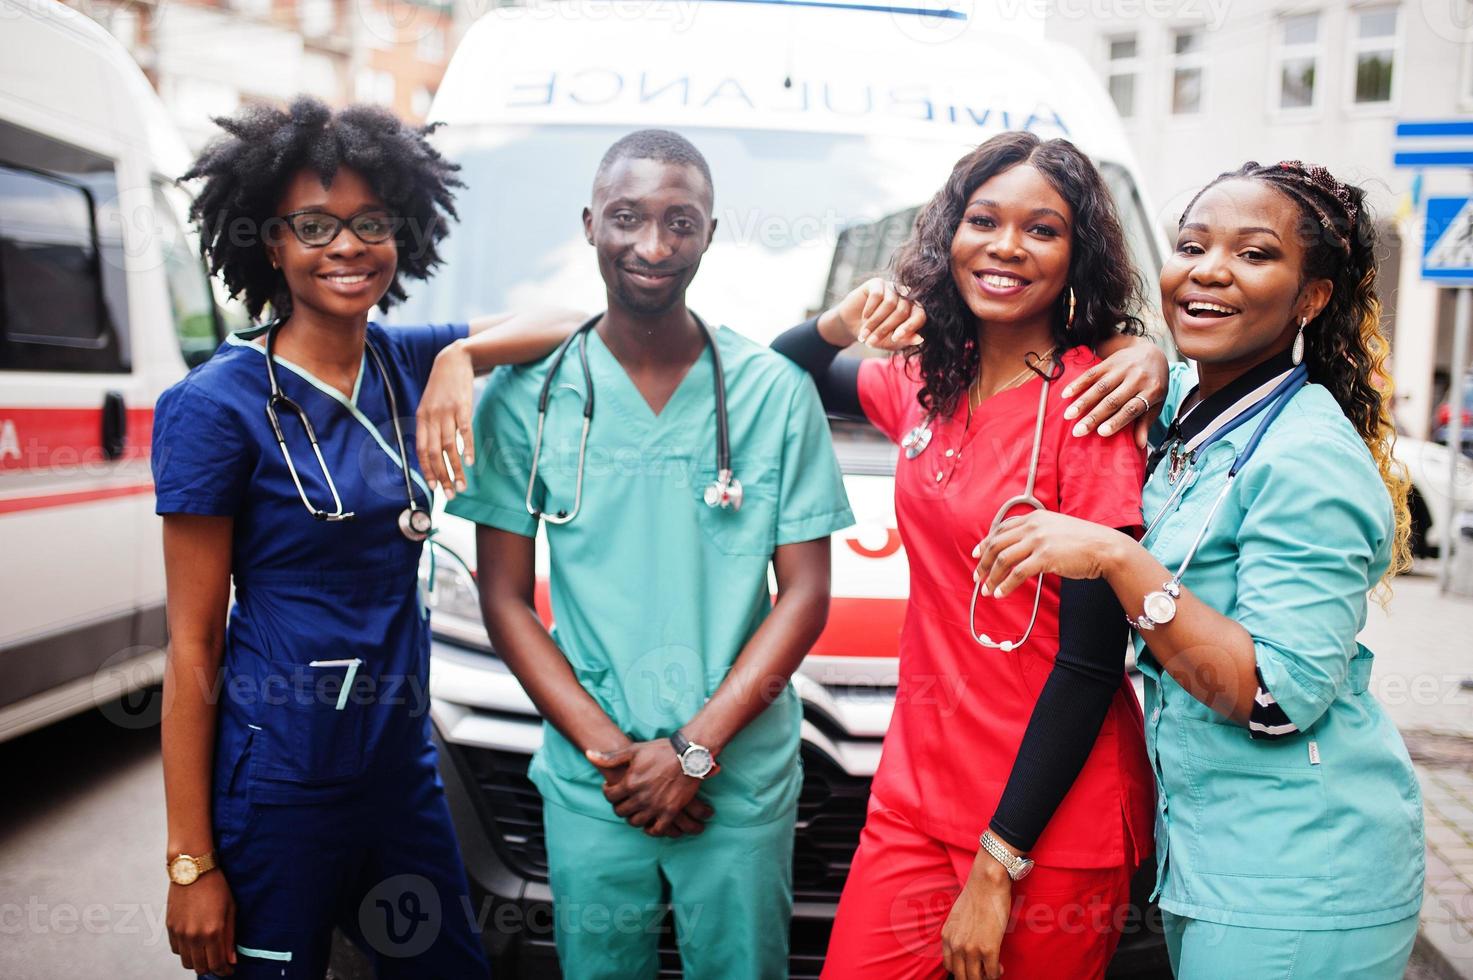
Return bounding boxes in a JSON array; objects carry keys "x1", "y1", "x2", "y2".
[
  {"x1": 253, "y1": 656, "x2": 367, "y2": 787},
  {"x1": 693, "y1": 461, "x2": 777, "y2": 557}
]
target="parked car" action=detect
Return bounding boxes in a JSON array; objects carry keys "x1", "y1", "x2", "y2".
[
  {"x1": 1433, "y1": 371, "x2": 1473, "y2": 459},
  {"x1": 392, "y1": 1, "x2": 1173, "y2": 976}
]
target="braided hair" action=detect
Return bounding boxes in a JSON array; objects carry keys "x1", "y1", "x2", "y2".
[
  {"x1": 1181, "y1": 161, "x2": 1412, "y2": 589},
  {"x1": 182, "y1": 96, "x2": 463, "y2": 319}
]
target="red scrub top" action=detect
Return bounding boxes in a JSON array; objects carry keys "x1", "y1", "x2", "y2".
[{"x1": 858, "y1": 347, "x2": 1155, "y2": 869}]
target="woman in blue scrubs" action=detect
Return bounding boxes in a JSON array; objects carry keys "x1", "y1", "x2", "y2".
[
  {"x1": 973, "y1": 161, "x2": 1424, "y2": 977},
  {"x1": 152, "y1": 97, "x2": 579, "y2": 978}
]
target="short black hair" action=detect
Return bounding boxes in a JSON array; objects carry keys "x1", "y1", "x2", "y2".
[
  {"x1": 181, "y1": 95, "x2": 463, "y2": 319},
  {"x1": 594, "y1": 129, "x2": 713, "y2": 204}
]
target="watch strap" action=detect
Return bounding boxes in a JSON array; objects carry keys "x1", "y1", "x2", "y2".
[{"x1": 978, "y1": 831, "x2": 1032, "y2": 881}]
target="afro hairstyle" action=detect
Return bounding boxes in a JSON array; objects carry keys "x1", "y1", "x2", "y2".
[{"x1": 181, "y1": 95, "x2": 462, "y2": 319}]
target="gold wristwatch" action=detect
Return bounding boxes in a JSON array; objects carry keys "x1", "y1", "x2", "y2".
[{"x1": 167, "y1": 851, "x2": 217, "y2": 885}]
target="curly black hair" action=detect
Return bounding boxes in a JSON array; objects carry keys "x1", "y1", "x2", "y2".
[
  {"x1": 181, "y1": 95, "x2": 462, "y2": 319},
  {"x1": 1181, "y1": 162, "x2": 1412, "y2": 586},
  {"x1": 891, "y1": 131, "x2": 1145, "y2": 418}
]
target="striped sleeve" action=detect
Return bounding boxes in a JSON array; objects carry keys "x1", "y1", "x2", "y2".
[{"x1": 1248, "y1": 666, "x2": 1301, "y2": 740}]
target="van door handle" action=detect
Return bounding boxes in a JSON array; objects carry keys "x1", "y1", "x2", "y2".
[{"x1": 102, "y1": 390, "x2": 126, "y2": 460}]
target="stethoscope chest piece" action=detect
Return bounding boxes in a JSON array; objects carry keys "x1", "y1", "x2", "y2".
[
  {"x1": 704, "y1": 471, "x2": 743, "y2": 511},
  {"x1": 399, "y1": 507, "x2": 433, "y2": 543},
  {"x1": 902, "y1": 421, "x2": 933, "y2": 459}
]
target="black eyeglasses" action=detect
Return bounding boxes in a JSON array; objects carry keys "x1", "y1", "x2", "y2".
[{"x1": 280, "y1": 209, "x2": 397, "y2": 247}]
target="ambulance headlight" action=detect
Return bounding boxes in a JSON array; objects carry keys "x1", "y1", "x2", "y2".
[{"x1": 421, "y1": 544, "x2": 492, "y2": 652}]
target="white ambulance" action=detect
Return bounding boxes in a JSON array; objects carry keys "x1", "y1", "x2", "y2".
[
  {"x1": 0, "y1": 0, "x2": 229, "y2": 741},
  {"x1": 392, "y1": 2, "x2": 1173, "y2": 976}
]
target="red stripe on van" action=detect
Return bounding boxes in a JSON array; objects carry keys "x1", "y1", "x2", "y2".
[
  {"x1": 0, "y1": 482, "x2": 155, "y2": 515},
  {"x1": 0, "y1": 407, "x2": 153, "y2": 472},
  {"x1": 810, "y1": 596, "x2": 906, "y2": 658}
]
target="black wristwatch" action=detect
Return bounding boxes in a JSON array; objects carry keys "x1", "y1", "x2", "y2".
[{"x1": 670, "y1": 731, "x2": 719, "y2": 779}]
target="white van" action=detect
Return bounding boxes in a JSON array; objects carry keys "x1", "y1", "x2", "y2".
[
  {"x1": 391, "y1": 2, "x2": 1175, "y2": 976},
  {"x1": 0, "y1": 0, "x2": 228, "y2": 741}
]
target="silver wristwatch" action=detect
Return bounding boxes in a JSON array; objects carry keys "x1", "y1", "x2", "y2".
[
  {"x1": 1129, "y1": 580, "x2": 1181, "y2": 631},
  {"x1": 670, "y1": 731, "x2": 718, "y2": 779},
  {"x1": 978, "y1": 830, "x2": 1035, "y2": 881}
]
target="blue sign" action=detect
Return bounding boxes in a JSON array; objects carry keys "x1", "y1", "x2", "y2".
[
  {"x1": 1394, "y1": 119, "x2": 1473, "y2": 169},
  {"x1": 1423, "y1": 196, "x2": 1473, "y2": 283}
]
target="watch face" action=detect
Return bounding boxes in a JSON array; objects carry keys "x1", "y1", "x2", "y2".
[
  {"x1": 682, "y1": 746, "x2": 713, "y2": 778},
  {"x1": 1014, "y1": 859, "x2": 1035, "y2": 881},
  {"x1": 169, "y1": 857, "x2": 198, "y2": 885},
  {"x1": 1143, "y1": 591, "x2": 1178, "y2": 625}
]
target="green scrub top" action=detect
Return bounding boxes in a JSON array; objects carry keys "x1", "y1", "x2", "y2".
[
  {"x1": 1137, "y1": 367, "x2": 1424, "y2": 930},
  {"x1": 447, "y1": 324, "x2": 854, "y2": 827}
]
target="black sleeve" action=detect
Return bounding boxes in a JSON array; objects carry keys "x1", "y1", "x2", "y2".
[
  {"x1": 770, "y1": 316, "x2": 864, "y2": 419},
  {"x1": 988, "y1": 575, "x2": 1130, "y2": 853}
]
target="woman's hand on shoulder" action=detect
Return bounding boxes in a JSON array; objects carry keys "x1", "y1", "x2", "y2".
[
  {"x1": 821, "y1": 278, "x2": 926, "y2": 351},
  {"x1": 417, "y1": 339, "x2": 475, "y2": 499},
  {"x1": 1065, "y1": 334, "x2": 1169, "y2": 448}
]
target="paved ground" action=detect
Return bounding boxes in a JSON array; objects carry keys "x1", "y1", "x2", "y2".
[{"x1": 1364, "y1": 568, "x2": 1473, "y2": 979}]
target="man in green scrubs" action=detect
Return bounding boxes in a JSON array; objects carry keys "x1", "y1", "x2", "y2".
[{"x1": 446, "y1": 129, "x2": 853, "y2": 979}]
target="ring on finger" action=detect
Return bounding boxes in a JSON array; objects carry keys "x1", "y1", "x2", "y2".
[{"x1": 1128, "y1": 393, "x2": 1152, "y2": 415}]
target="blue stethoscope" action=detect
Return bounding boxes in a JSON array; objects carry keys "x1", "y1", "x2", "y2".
[
  {"x1": 1130, "y1": 363, "x2": 1309, "y2": 631},
  {"x1": 525, "y1": 313, "x2": 742, "y2": 524}
]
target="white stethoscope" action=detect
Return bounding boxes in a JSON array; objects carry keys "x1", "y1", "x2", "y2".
[
  {"x1": 903, "y1": 358, "x2": 1061, "y2": 652},
  {"x1": 1130, "y1": 363, "x2": 1308, "y2": 631},
  {"x1": 263, "y1": 320, "x2": 433, "y2": 543},
  {"x1": 526, "y1": 313, "x2": 742, "y2": 525}
]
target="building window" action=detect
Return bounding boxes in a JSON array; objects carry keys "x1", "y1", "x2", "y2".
[
  {"x1": 356, "y1": 68, "x2": 395, "y2": 108},
  {"x1": 1274, "y1": 12, "x2": 1321, "y2": 110},
  {"x1": 1170, "y1": 28, "x2": 1204, "y2": 115},
  {"x1": 412, "y1": 86, "x2": 435, "y2": 119},
  {"x1": 299, "y1": 0, "x2": 335, "y2": 37},
  {"x1": 1352, "y1": 6, "x2": 1398, "y2": 104},
  {"x1": 1105, "y1": 34, "x2": 1140, "y2": 118}
]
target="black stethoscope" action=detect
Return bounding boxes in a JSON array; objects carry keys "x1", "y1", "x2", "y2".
[
  {"x1": 263, "y1": 320, "x2": 433, "y2": 542},
  {"x1": 526, "y1": 313, "x2": 741, "y2": 524}
]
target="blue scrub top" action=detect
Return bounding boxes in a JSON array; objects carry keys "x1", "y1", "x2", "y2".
[
  {"x1": 1137, "y1": 366, "x2": 1424, "y2": 929},
  {"x1": 151, "y1": 320, "x2": 466, "y2": 804},
  {"x1": 448, "y1": 324, "x2": 854, "y2": 826}
]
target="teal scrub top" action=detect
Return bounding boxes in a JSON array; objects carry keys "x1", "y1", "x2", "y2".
[
  {"x1": 1137, "y1": 365, "x2": 1425, "y2": 930},
  {"x1": 447, "y1": 324, "x2": 854, "y2": 827}
]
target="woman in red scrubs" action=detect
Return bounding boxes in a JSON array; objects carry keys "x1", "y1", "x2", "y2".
[{"x1": 773, "y1": 132, "x2": 1165, "y2": 980}]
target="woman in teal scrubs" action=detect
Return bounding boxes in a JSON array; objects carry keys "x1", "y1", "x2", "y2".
[{"x1": 973, "y1": 160, "x2": 1424, "y2": 977}]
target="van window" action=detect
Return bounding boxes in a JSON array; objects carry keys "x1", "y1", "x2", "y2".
[
  {"x1": 153, "y1": 181, "x2": 222, "y2": 367},
  {"x1": 0, "y1": 122, "x2": 127, "y2": 372}
]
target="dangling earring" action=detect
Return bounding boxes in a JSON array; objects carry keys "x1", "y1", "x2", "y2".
[
  {"x1": 1066, "y1": 287, "x2": 1076, "y2": 329},
  {"x1": 1292, "y1": 317, "x2": 1307, "y2": 365}
]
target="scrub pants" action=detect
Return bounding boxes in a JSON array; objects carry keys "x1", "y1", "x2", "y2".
[
  {"x1": 209, "y1": 752, "x2": 490, "y2": 979},
  {"x1": 821, "y1": 795, "x2": 1132, "y2": 979},
  {"x1": 1163, "y1": 911, "x2": 1419, "y2": 979},
  {"x1": 542, "y1": 799, "x2": 795, "y2": 980}
]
